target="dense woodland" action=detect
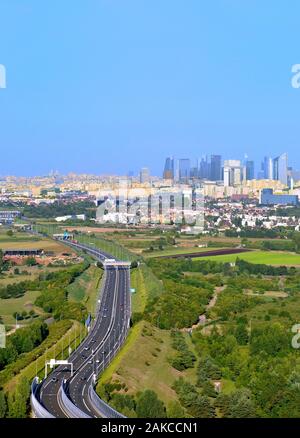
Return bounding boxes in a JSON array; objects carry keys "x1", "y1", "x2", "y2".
[
  {"x1": 22, "y1": 200, "x2": 96, "y2": 219},
  {"x1": 109, "y1": 256, "x2": 300, "y2": 418}
]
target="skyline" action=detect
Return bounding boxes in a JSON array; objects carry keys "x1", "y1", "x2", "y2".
[
  {"x1": 1, "y1": 1, "x2": 300, "y2": 175},
  {"x1": 0, "y1": 151, "x2": 297, "y2": 180}
]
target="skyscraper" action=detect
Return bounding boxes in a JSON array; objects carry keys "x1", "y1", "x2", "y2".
[
  {"x1": 179, "y1": 159, "x2": 191, "y2": 182},
  {"x1": 139, "y1": 167, "x2": 150, "y2": 183},
  {"x1": 246, "y1": 160, "x2": 255, "y2": 180},
  {"x1": 263, "y1": 156, "x2": 273, "y2": 180},
  {"x1": 163, "y1": 157, "x2": 174, "y2": 179},
  {"x1": 273, "y1": 153, "x2": 288, "y2": 185},
  {"x1": 210, "y1": 155, "x2": 222, "y2": 181},
  {"x1": 199, "y1": 156, "x2": 210, "y2": 179}
]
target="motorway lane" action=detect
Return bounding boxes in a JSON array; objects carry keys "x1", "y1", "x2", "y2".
[
  {"x1": 68, "y1": 267, "x2": 130, "y2": 417},
  {"x1": 39, "y1": 267, "x2": 119, "y2": 417},
  {"x1": 38, "y1": 242, "x2": 130, "y2": 418}
]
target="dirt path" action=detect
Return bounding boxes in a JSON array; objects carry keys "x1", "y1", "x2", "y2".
[{"x1": 181, "y1": 285, "x2": 226, "y2": 332}]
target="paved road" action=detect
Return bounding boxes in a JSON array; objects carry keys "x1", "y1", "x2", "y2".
[{"x1": 37, "y1": 242, "x2": 131, "y2": 418}]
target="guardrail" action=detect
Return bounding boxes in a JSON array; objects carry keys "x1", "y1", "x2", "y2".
[
  {"x1": 88, "y1": 385, "x2": 126, "y2": 418},
  {"x1": 59, "y1": 380, "x2": 91, "y2": 418},
  {"x1": 31, "y1": 377, "x2": 55, "y2": 418}
]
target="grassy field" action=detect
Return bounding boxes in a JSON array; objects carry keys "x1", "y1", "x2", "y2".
[
  {"x1": 193, "y1": 250, "x2": 300, "y2": 266},
  {"x1": 0, "y1": 238, "x2": 69, "y2": 253},
  {"x1": 0, "y1": 290, "x2": 43, "y2": 326},
  {"x1": 130, "y1": 269, "x2": 146, "y2": 314},
  {"x1": 0, "y1": 231, "x2": 38, "y2": 244},
  {"x1": 130, "y1": 264, "x2": 164, "y2": 314},
  {"x1": 97, "y1": 321, "x2": 195, "y2": 406},
  {"x1": 67, "y1": 264, "x2": 102, "y2": 316}
]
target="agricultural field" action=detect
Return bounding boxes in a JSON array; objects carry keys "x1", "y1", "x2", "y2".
[
  {"x1": 194, "y1": 250, "x2": 300, "y2": 266},
  {"x1": 0, "y1": 228, "x2": 72, "y2": 255},
  {"x1": 144, "y1": 246, "x2": 223, "y2": 258}
]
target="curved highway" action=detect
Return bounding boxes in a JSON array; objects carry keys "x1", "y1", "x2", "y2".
[{"x1": 34, "y1": 241, "x2": 131, "y2": 418}]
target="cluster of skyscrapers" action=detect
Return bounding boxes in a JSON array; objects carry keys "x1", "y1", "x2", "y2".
[{"x1": 162, "y1": 153, "x2": 296, "y2": 187}]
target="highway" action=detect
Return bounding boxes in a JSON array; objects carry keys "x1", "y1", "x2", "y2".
[{"x1": 34, "y1": 241, "x2": 131, "y2": 418}]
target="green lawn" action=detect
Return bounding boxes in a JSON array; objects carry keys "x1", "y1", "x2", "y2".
[
  {"x1": 193, "y1": 250, "x2": 300, "y2": 266},
  {"x1": 67, "y1": 264, "x2": 102, "y2": 316},
  {"x1": 130, "y1": 265, "x2": 159, "y2": 313},
  {"x1": 0, "y1": 290, "x2": 43, "y2": 326}
]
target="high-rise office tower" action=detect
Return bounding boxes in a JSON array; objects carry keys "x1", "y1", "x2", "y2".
[
  {"x1": 246, "y1": 160, "x2": 255, "y2": 180},
  {"x1": 163, "y1": 157, "x2": 174, "y2": 179},
  {"x1": 273, "y1": 153, "x2": 288, "y2": 185},
  {"x1": 263, "y1": 156, "x2": 273, "y2": 180},
  {"x1": 179, "y1": 159, "x2": 191, "y2": 182},
  {"x1": 199, "y1": 156, "x2": 210, "y2": 179},
  {"x1": 190, "y1": 159, "x2": 199, "y2": 179},
  {"x1": 139, "y1": 167, "x2": 150, "y2": 183},
  {"x1": 210, "y1": 155, "x2": 222, "y2": 181}
]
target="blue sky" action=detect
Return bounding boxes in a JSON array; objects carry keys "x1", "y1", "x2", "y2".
[{"x1": 0, "y1": 0, "x2": 300, "y2": 176}]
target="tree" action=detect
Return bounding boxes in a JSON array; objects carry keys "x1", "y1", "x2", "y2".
[
  {"x1": 0, "y1": 249, "x2": 4, "y2": 273},
  {"x1": 215, "y1": 389, "x2": 256, "y2": 418},
  {"x1": 167, "y1": 401, "x2": 185, "y2": 418},
  {"x1": 0, "y1": 391, "x2": 7, "y2": 418},
  {"x1": 7, "y1": 377, "x2": 30, "y2": 418},
  {"x1": 136, "y1": 390, "x2": 166, "y2": 418},
  {"x1": 25, "y1": 257, "x2": 37, "y2": 266},
  {"x1": 111, "y1": 393, "x2": 136, "y2": 416},
  {"x1": 292, "y1": 232, "x2": 300, "y2": 253},
  {"x1": 190, "y1": 395, "x2": 215, "y2": 418},
  {"x1": 235, "y1": 323, "x2": 249, "y2": 345},
  {"x1": 6, "y1": 230, "x2": 13, "y2": 237},
  {"x1": 250, "y1": 323, "x2": 290, "y2": 356}
]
